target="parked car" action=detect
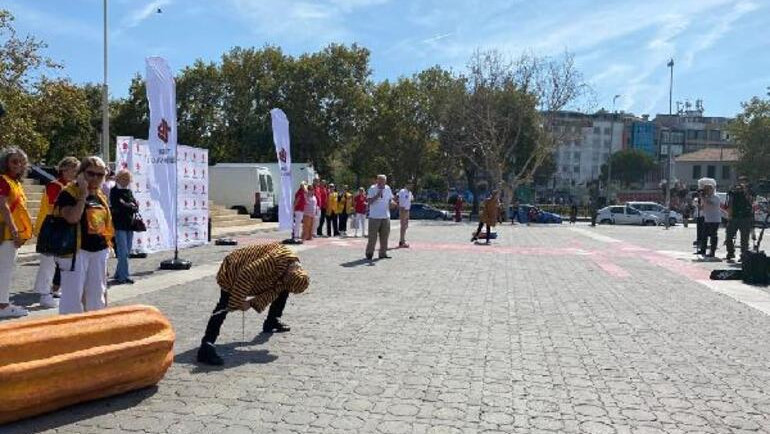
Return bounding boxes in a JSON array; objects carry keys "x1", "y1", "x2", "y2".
[
  {"x1": 626, "y1": 201, "x2": 683, "y2": 226},
  {"x1": 597, "y1": 205, "x2": 660, "y2": 226},
  {"x1": 517, "y1": 204, "x2": 563, "y2": 224},
  {"x1": 391, "y1": 203, "x2": 450, "y2": 220}
]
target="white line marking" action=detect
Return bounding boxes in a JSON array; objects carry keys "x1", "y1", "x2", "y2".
[{"x1": 569, "y1": 227, "x2": 620, "y2": 243}]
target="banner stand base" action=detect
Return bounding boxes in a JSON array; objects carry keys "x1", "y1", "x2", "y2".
[
  {"x1": 282, "y1": 238, "x2": 303, "y2": 245},
  {"x1": 160, "y1": 258, "x2": 192, "y2": 270},
  {"x1": 160, "y1": 249, "x2": 192, "y2": 270}
]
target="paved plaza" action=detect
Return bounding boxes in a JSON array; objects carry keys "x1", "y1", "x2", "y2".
[{"x1": 4, "y1": 221, "x2": 770, "y2": 433}]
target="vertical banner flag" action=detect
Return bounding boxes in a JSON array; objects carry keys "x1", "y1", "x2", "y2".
[
  {"x1": 270, "y1": 108, "x2": 293, "y2": 231},
  {"x1": 177, "y1": 145, "x2": 209, "y2": 248},
  {"x1": 145, "y1": 56, "x2": 177, "y2": 251}
]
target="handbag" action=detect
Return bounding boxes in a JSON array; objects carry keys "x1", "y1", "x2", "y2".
[
  {"x1": 36, "y1": 215, "x2": 76, "y2": 256},
  {"x1": 130, "y1": 213, "x2": 147, "y2": 232}
]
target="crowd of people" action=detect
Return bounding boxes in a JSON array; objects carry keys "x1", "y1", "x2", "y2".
[
  {"x1": 691, "y1": 175, "x2": 758, "y2": 262},
  {"x1": 0, "y1": 147, "x2": 140, "y2": 319},
  {"x1": 290, "y1": 174, "x2": 415, "y2": 258}
]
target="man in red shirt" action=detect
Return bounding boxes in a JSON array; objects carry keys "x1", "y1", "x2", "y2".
[
  {"x1": 314, "y1": 179, "x2": 328, "y2": 238},
  {"x1": 353, "y1": 187, "x2": 367, "y2": 237}
]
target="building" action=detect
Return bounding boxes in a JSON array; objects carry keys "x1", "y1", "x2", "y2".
[
  {"x1": 653, "y1": 100, "x2": 732, "y2": 160},
  {"x1": 630, "y1": 119, "x2": 655, "y2": 156},
  {"x1": 674, "y1": 147, "x2": 738, "y2": 190},
  {"x1": 551, "y1": 111, "x2": 626, "y2": 189}
]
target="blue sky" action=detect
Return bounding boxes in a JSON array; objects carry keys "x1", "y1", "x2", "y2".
[{"x1": 4, "y1": 0, "x2": 769, "y2": 117}]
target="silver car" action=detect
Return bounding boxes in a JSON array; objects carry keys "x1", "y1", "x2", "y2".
[
  {"x1": 597, "y1": 205, "x2": 660, "y2": 226},
  {"x1": 626, "y1": 201, "x2": 683, "y2": 226}
]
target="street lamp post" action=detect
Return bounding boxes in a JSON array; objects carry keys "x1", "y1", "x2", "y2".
[
  {"x1": 606, "y1": 94, "x2": 620, "y2": 203},
  {"x1": 664, "y1": 58, "x2": 674, "y2": 229},
  {"x1": 101, "y1": 0, "x2": 110, "y2": 164}
]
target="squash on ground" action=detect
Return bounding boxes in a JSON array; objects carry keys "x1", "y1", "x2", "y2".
[{"x1": 0, "y1": 305, "x2": 175, "y2": 425}]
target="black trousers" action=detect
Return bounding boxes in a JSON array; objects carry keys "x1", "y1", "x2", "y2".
[
  {"x1": 695, "y1": 216, "x2": 705, "y2": 248},
  {"x1": 339, "y1": 212, "x2": 348, "y2": 233},
  {"x1": 317, "y1": 211, "x2": 326, "y2": 236},
  {"x1": 474, "y1": 222, "x2": 490, "y2": 240},
  {"x1": 203, "y1": 290, "x2": 289, "y2": 344},
  {"x1": 700, "y1": 222, "x2": 719, "y2": 255},
  {"x1": 726, "y1": 217, "x2": 753, "y2": 258},
  {"x1": 326, "y1": 212, "x2": 339, "y2": 236}
]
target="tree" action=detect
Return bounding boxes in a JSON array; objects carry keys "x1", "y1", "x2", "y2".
[
  {"x1": 728, "y1": 95, "x2": 770, "y2": 181},
  {"x1": 0, "y1": 9, "x2": 61, "y2": 156},
  {"x1": 33, "y1": 79, "x2": 97, "y2": 163},
  {"x1": 599, "y1": 149, "x2": 656, "y2": 187}
]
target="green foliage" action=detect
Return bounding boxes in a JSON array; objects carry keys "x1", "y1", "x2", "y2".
[
  {"x1": 728, "y1": 96, "x2": 770, "y2": 181},
  {"x1": 599, "y1": 148, "x2": 656, "y2": 187}
]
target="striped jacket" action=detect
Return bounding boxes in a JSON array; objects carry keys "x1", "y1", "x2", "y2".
[{"x1": 216, "y1": 242, "x2": 309, "y2": 312}]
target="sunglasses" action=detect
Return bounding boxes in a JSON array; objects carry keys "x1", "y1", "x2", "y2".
[{"x1": 85, "y1": 170, "x2": 106, "y2": 178}]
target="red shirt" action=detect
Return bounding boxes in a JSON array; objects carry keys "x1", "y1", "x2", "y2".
[
  {"x1": 314, "y1": 186, "x2": 327, "y2": 208},
  {"x1": 293, "y1": 188, "x2": 306, "y2": 212},
  {"x1": 45, "y1": 178, "x2": 67, "y2": 205},
  {"x1": 354, "y1": 194, "x2": 367, "y2": 213}
]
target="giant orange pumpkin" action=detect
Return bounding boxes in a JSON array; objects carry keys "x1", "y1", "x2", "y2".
[{"x1": 0, "y1": 305, "x2": 175, "y2": 424}]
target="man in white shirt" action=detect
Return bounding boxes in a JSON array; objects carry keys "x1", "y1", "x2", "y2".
[
  {"x1": 366, "y1": 174, "x2": 395, "y2": 260},
  {"x1": 396, "y1": 184, "x2": 414, "y2": 248}
]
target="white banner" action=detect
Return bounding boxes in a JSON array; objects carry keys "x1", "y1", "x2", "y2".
[
  {"x1": 145, "y1": 56, "x2": 177, "y2": 251},
  {"x1": 115, "y1": 137, "x2": 166, "y2": 253},
  {"x1": 270, "y1": 108, "x2": 293, "y2": 231},
  {"x1": 177, "y1": 145, "x2": 209, "y2": 248}
]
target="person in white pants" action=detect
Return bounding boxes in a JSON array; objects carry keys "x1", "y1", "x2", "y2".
[
  {"x1": 353, "y1": 187, "x2": 367, "y2": 237},
  {"x1": 292, "y1": 182, "x2": 307, "y2": 240},
  {"x1": 32, "y1": 156, "x2": 79, "y2": 308},
  {"x1": 55, "y1": 156, "x2": 114, "y2": 315},
  {"x1": 0, "y1": 147, "x2": 34, "y2": 318}
]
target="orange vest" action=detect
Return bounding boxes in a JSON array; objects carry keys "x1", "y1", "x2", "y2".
[{"x1": 0, "y1": 174, "x2": 33, "y2": 241}]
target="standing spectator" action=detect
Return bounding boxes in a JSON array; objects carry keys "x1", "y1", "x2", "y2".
[
  {"x1": 353, "y1": 187, "x2": 367, "y2": 237},
  {"x1": 56, "y1": 156, "x2": 114, "y2": 314},
  {"x1": 0, "y1": 147, "x2": 33, "y2": 318},
  {"x1": 110, "y1": 169, "x2": 139, "y2": 284},
  {"x1": 725, "y1": 176, "x2": 754, "y2": 262},
  {"x1": 365, "y1": 175, "x2": 395, "y2": 260},
  {"x1": 569, "y1": 203, "x2": 578, "y2": 224},
  {"x1": 315, "y1": 179, "x2": 328, "y2": 237},
  {"x1": 699, "y1": 181, "x2": 721, "y2": 258},
  {"x1": 292, "y1": 182, "x2": 307, "y2": 240},
  {"x1": 33, "y1": 156, "x2": 79, "y2": 308},
  {"x1": 326, "y1": 183, "x2": 339, "y2": 237},
  {"x1": 337, "y1": 185, "x2": 352, "y2": 237},
  {"x1": 454, "y1": 195, "x2": 464, "y2": 223},
  {"x1": 692, "y1": 193, "x2": 704, "y2": 250},
  {"x1": 397, "y1": 183, "x2": 414, "y2": 248},
  {"x1": 101, "y1": 170, "x2": 116, "y2": 203},
  {"x1": 472, "y1": 191, "x2": 499, "y2": 244},
  {"x1": 589, "y1": 197, "x2": 597, "y2": 227},
  {"x1": 302, "y1": 184, "x2": 316, "y2": 241}
]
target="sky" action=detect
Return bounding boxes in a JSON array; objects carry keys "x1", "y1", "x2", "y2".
[{"x1": 4, "y1": 0, "x2": 769, "y2": 117}]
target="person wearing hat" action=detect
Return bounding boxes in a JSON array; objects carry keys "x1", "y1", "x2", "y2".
[
  {"x1": 197, "y1": 242, "x2": 310, "y2": 365},
  {"x1": 698, "y1": 179, "x2": 721, "y2": 258}
]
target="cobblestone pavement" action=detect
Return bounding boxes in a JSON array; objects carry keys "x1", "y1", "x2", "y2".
[{"x1": 4, "y1": 222, "x2": 770, "y2": 433}]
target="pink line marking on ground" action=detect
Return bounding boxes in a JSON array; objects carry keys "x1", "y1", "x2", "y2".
[{"x1": 592, "y1": 258, "x2": 632, "y2": 278}]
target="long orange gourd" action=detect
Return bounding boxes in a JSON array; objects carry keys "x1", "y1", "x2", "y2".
[{"x1": 0, "y1": 305, "x2": 175, "y2": 425}]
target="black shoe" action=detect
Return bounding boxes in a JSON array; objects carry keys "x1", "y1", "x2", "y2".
[
  {"x1": 378, "y1": 254, "x2": 391, "y2": 259},
  {"x1": 197, "y1": 342, "x2": 224, "y2": 365},
  {"x1": 125, "y1": 278, "x2": 135, "y2": 284},
  {"x1": 725, "y1": 253, "x2": 735, "y2": 262},
  {"x1": 263, "y1": 320, "x2": 291, "y2": 333},
  {"x1": 366, "y1": 254, "x2": 373, "y2": 261}
]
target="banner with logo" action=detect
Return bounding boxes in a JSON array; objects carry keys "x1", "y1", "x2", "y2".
[
  {"x1": 145, "y1": 56, "x2": 177, "y2": 251},
  {"x1": 270, "y1": 108, "x2": 293, "y2": 231},
  {"x1": 177, "y1": 145, "x2": 209, "y2": 248},
  {"x1": 115, "y1": 138, "x2": 209, "y2": 253}
]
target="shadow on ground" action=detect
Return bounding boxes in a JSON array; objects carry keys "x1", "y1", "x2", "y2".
[
  {"x1": 174, "y1": 332, "x2": 278, "y2": 373},
  {"x1": 2, "y1": 386, "x2": 158, "y2": 434}
]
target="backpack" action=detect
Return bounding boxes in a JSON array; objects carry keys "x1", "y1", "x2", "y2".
[{"x1": 742, "y1": 212, "x2": 770, "y2": 285}]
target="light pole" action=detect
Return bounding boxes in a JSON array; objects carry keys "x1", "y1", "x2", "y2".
[
  {"x1": 606, "y1": 94, "x2": 620, "y2": 203},
  {"x1": 101, "y1": 0, "x2": 110, "y2": 164},
  {"x1": 664, "y1": 58, "x2": 674, "y2": 229}
]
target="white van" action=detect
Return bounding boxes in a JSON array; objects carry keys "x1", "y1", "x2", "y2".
[{"x1": 209, "y1": 164, "x2": 276, "y2": 219}]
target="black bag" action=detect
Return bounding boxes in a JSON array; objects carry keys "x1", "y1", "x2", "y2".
[
  {"x1": 742, "y1": 251, "x2": 769, "y2": 285},
  {"x1": 36, "y1": 215, "x2": 76, "y2": 256},
  {"x1": 742, "y1": 212, "x2": 770, "y2": 285},
  {"x1": 130, "y1": 213, "x2": 147, "y2": 232}
]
